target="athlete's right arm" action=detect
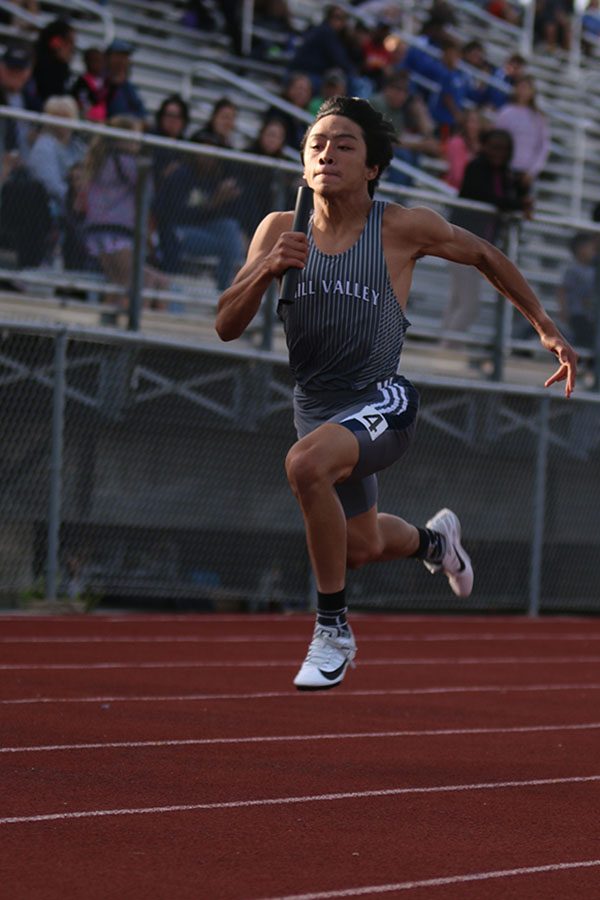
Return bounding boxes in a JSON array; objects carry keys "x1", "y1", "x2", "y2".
[{"x1": 215, "y1": 211, "x2": 307, "y2": 341}]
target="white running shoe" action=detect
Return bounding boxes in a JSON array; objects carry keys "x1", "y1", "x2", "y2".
[
  {"x1": 294, "y1": 624, "x2": 357, "y2": 691},
  {"x1": 423, "y1": 508, "x2": 474, "y2": 598}
]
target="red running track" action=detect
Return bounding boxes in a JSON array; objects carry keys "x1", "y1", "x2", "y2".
[{"x1": 1, "y1": 612, "x2": 600, "y2": 899}]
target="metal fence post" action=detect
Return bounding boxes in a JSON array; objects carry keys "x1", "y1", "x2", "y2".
[
  {"x1": 520, "y1": 0, "x2": 535, "y2": 56},
  {"x1": 492, "y1": 216, "x2": 518, "y2": 381},
  {"x1": 46, "y1": 329, "x2": 67, "y2": 602},
  {"x1": 571, "y1": 122, "x2": 586, "y2": 220},
  {"x1": 128, "y1": 157, "x2": 152, "y2": 332},
  {"x1": 594, "y1": 239, "x2": 600, "y2": 392},
  {"x1": 528, "y1": 395, "x2": 550, "y2": 616},
  {"x1": 261, "y1": 173, "x2": 287, "y2": 351}
]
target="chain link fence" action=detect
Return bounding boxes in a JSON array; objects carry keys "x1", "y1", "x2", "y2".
[{"x1": 1, "y1": 321, "x2": 600, "y2": 614}]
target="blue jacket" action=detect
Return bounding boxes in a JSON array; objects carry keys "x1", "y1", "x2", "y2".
[
  {"x1": 290, "y1": 22, "x2": 356, "y2": 77},
  {"x1": 106, "y1": 81, "x2": 146, "y2": 119}
]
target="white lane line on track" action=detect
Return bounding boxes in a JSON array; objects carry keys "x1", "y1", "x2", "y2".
[
  {"x1": 1, "y1": 775, "x2": 600, "y2": 826},
  {"x1": 2, "y1": 632, "x2": 600, "y2": 644},
  {"x1": 5, "y1": 614, "x2": 589, "y2": 623},
  {"x1": 3, "y1": 682, "x2": 600, "y2": 706},
  {"x1": 2, "y1": 722, "x2": 600, "y2": 754},
  {"x1": 258, "y1": 859, "x2": 600, "y2": 899},
  {"x1": 2, "y1": 655, "x2": 600, "y2": 671}
]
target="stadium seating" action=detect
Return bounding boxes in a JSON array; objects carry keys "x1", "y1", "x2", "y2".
[{"x1": 0, "y1": 0, "x2": 599, "y2": 387}]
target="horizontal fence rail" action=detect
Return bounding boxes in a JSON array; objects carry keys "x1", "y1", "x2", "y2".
[{"x1": 0, "y1": 321, "x2": 599, "y2": 615}]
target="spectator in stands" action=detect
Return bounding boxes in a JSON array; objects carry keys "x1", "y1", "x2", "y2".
[
  {"x1": 267, "y1": 73, "x2": 312, "y2": 150},
  {"x1": 105, "y1": 39, "x2": 146, "y2": 120},
  {"x1": 493, "y1": 75, "x2": 550, "y2": 198},
  {"x1": 252, "y1": 0, "x2": 296, "y2": 62},
  {"x1": 484, "y1": 52, "x2": 526, "y2": 110},
  {"x1": 153, "y1": 135, "x2": 244, "y2": 291},
  {"x1": 308, "y1": 68, "x2": 347, "y2": 116},
  {"x1": 288, "y1": 6, "x2": 359, "y2": 94},
  {"x1": 442, "y1": 128, "x2": 531, "y2": 343},
  {"x1": 428, "y1": 1, "x2": 457, "y2": 27},
  {"x1": 360, "y1": 20, "x2": 395, "y2": 91},
  {"x1": 0, "y1": 44, "x2": 41, "y2": 164},
  {"x1": 428, "y1": 37, "x2": 471, "y2": 139},
  {"x1": 72, "y1": 47, "x2": 107, "y2": 122},
  {"x1": 557, "y1": 232, "x2": 597, "y2": 353},
  {"x1": 486, "y1": 0, "x2": 522, "y2": 25},
  {"x1": 182, "y1": 0, "x2": 242, "y2": 55},
  {"x1": 461, "y1": 40, "x2": 490, "y2": 107},
  {"x1": 28, "y1": 95, "x2": 84, "y2": 219},
  {"x1": 63, "y1": 160, "x2": 95, "y2": 271},
  {"x1": 33, "y1": 18, "x2": 76, "y2": 103},
  {"x1": 239, "y1": 117, "x2": 294, "y2": 233},
  {"x1": 192, "y1": 97, "x2": 238, "y2": 148},
  {"x1": 151, "y1": 94, "x2": 190, "y2": 188},
  {"x1": 83, "y1": 115, "x2": 168, "y2": 311},
  {"x1": 443, "y1": 108, "x2": 483, "y2": 189},
  {"x1": 534, "y1": 0, "x2": 574, "y2": 52},
  {"x1": 370, "y1": 71, "x2": 440, "y2": 185},
  {"x1": 402, "y1": 13, "x2": 451, "y2": 91},
  {"x1": 582, "y1": 0, "x2": 600, "y2": 53}
]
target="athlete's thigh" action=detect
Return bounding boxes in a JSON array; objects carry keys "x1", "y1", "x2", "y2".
[{"x1": 330, "y1": 375, "x2": 419, "y2": 482}]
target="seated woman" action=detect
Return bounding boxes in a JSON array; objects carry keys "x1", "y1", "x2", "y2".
[
  {"x1": 28, "y1": 95, "x2": 84, "y2": 220},
  {"x1": 153, "y1": 132, "x2": 244, "y2": 290},
  {"x1": 151, "y1": 93, "x2": 190, "y2": 189},
  {"x1": 83, "y1": 115, "x2": 169, "y2": 312}
]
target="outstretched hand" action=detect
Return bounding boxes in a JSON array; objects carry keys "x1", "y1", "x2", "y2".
[{"x1": 541, "y1": 332, "x2": 578, "y2": 398}]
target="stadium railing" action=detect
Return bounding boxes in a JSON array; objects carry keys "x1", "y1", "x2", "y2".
[{"x1": 0, "y1": 105, "x2": 599, "y2": 385}]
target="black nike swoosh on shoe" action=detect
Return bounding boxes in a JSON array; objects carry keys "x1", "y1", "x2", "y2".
[
  {"x1": 318, "y1": 660, "x2": 349, "y2": 681},
  {"x1": 454, "y1": 546, "x2": 467, "y2": 573}
]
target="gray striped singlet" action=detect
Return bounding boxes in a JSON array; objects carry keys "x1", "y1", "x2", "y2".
[{"x1": 278, "y1": 199, "x2": 410, "y2": 392}]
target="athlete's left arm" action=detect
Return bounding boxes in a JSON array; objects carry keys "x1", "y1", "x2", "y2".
[{"x1": 405, "y1": 206, "x2": 578, "y2": 397}]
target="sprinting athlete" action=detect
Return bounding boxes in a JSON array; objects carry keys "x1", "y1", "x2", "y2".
[{"x1": 216, "y1": 96, "x2": 577, "y2": 691}]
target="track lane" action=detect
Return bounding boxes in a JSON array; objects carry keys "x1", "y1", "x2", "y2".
[
  {"x1": 2, "y1": 683, "x2": 600, "y2": 745},
  {"x1": 1, "y1": 725, "x2": 599, "y2": 817},
  {"x1": 2, "y1": 781, "x2": 600, "y2": 899}
]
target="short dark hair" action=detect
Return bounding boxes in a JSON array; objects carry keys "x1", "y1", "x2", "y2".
[
  {"x1": 300, "y1": 96, "x2": 397, "y2": 198},
  {"x1": 481, "y1": 127, "x2": 514, "y2": 162},
  {"x1": 569, "y1": 231, "x2": 596, "y2": 255},
  {"x1": 155, "y1": 93, "x2": 189, "y2": 130}
]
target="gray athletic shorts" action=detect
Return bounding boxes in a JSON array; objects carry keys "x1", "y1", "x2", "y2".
[{"x1": 293, "y1": 374, "x2": 419, "y2": 519}]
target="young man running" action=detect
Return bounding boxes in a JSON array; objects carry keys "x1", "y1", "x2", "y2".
[{"x1": 216, "y1": 97, "x2": 577, "y2": 691}]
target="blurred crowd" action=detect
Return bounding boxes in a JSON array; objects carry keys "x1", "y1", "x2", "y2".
[{"x1": 0, "y1": 2, "x2": 597, "y2": 345}]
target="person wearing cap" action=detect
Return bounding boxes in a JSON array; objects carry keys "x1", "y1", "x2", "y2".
[
  {"x1": 33, "y1": 18, "x2": 76, "y2": 102},
  {"x1": 0, "y1": 44, "x2": 41, "y2": 165},
  {"x1": 105, "y1": 39, "x2": 146, "y2": 120}
]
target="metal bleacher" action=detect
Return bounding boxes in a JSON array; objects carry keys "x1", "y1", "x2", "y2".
[{"x1": 0, "y1": 0, "x2": 599, "y2": 388}]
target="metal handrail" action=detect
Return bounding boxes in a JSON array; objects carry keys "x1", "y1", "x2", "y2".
[{"x1": 4, "y1": 104, "x2": 600, "y2": 230}]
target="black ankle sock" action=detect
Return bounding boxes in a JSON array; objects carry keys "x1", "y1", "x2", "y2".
[
  {"x1": 410, "y1": 527, "x2": 446, "y2": 563},
  {"x1": 316, "y1": 588, "x2": 348, "y2": 629}
]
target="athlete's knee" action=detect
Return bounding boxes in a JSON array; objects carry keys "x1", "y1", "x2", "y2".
[
  {"x1": 346, "y1": 531, "x2": 384, "y2": 569},
  {"x1": 285, "y1": 443, "x2": 328, "y2": 496}
]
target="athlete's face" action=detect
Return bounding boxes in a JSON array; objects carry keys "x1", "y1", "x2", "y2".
[{"x1": 303, "y1": 115, "x2": 378, "y2": 197}]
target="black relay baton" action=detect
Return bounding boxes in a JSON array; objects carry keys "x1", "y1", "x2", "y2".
[{"x1": 279, "y1": 185, "x2": 313, "y2": 305}]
